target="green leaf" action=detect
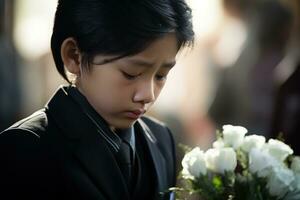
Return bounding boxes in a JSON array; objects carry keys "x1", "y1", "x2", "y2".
[
  {"x1": 216, "y1": 130, "x2": 223, "y2": 140},
  {"x1": 178, "y1": 143, "x2": 193, "y2": 154}
]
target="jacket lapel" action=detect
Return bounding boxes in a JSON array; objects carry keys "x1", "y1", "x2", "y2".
[
  {"x1": 74, "y1": 129, "x2": 129, "y2": 200},
  {"x1": 46, "y1": 87, "x2": 129, "y2": 200},
  {"x1": 136, "y1": 119, "x2": 168, "y2": 194}
]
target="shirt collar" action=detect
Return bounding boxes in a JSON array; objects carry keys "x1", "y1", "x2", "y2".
[{"x1": 116, "y1": 127, "x2": 136, "y2": 154}]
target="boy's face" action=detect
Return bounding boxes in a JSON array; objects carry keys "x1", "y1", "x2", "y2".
[{"x1": 76, "y1": 33, "x2": 178, "y2": 129}]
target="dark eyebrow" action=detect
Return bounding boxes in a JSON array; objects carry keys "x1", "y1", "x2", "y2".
[{"x1": 127, "y1": 59, "x2": 176, "y2": 69}]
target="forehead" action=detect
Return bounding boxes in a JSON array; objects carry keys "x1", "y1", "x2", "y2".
[{"x1": 92, "y1": 33, "x2": 179, "y2": 65}]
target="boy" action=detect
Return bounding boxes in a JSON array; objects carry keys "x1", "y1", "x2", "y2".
[{"x1": 0, "y1": 0, "x2": 194, "y2": 199}]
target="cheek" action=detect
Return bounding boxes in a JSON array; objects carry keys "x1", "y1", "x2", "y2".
[
  {"x1": 90, "y1": 76, "x2": 133, "y2": 107},
  {"x1": 88, "y1": 87, "x2": 124, "y2": 116},
  {"x1": 154, "y1": 82, "x2": 165, "y2": 99},
  {"x1": 80, "y1": 75, "x2": 114, "y2": 107}
]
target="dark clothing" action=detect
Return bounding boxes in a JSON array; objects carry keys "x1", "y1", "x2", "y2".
[
  {"x1": 271, "y1": 64, "x2": 300, "y2": 155},
  {"x1": 69, "y1": 86, "x2": 137, "y2": 196},
  {"x1": 133, "y1": 126, "x2": 156, "y2": 199},
  {"x1": 0, "y1": 86, "x2": 176, "y2": 200},
  {"x1": 67, "y1": 86, "x2": 124, "y2": 154}
]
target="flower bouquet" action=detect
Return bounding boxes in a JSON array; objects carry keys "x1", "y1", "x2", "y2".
[{"x1": 176, "y1": 125, "x2": 300, "y2": 200}]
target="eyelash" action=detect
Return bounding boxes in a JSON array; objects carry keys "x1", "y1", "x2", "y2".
[
  {"x1": 155, "y1": 74, "x2": 167, "y2": 81},
  {"x1": 121, "y1": 71, "x2": 167, "y2": 81},
  {"x1": 121, "y1": 71, "x2": 139, "y2": 80}
]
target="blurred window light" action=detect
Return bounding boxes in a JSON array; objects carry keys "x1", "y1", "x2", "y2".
[
  {"x1": 189, "y1": 0, "x2": 222, "y2": 39},
  {"x1": 213, "y1": 17, "x2": 247, "y2": 67},
  {"x1": 13, "y1": 0, "x2": 58, "y2": 60},
  {"x1": 153, "y1": 0, "x2": 223, "y2": 114}
]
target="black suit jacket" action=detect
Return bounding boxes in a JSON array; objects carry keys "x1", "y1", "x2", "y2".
[{"x1": 0, "y1": 87, "x2": 176, "y2": 200}]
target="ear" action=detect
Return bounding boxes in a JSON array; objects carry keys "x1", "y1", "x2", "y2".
[{"x1": 61, "y1": 37, "x2": 82, "y2": 75}]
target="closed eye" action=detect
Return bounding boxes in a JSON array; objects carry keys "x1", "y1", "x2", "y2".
[
  {"x1": 121, "y1": 71, "x2": 140, "y2": 80},
  {"x1": 155, "y1": 74, "x2": 167, "y2": 81}
]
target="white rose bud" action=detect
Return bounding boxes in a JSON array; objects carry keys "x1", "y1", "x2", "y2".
[
  {"x1": 266, "y1": 139, "x2": 293, "y2": 162},
  {"x1": 267, "y1": 167, "x2": 295, "y2": 198},
  {"x1": 249, "y1": 148, "x2": 280, "y2": 178},
  {"x1": 182, "y1": 147, "x2": 207, "y2": 179},
  {"x1": 205, "y1": 147, "x2": 237, "y2": 174},
  {"x1": 291, "y1": 156, "x2": 300, "y2": 173},
  {"x1": 222, "y1": 125, "x2": 248, "y2": 149},
  {"x1": 241, "y1": 134, "x2": 266, "y2": 153}
]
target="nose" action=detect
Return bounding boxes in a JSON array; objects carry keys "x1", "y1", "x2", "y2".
[{"x1": 133, "y1": 79, "x2": 156, "y2": 104}]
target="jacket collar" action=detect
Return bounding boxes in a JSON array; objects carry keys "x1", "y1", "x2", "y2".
[
  {"x1": 136, "y1": 119, "x2": 168, "y2": 194},
  {"x1": 46, "y1": 86, "x2": 130, "y2": 199},
  {"x1": 45, "y1": 86, "x2": 167, "y2": 199}
]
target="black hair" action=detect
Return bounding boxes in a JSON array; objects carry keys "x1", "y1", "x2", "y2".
[{"x1": 51, "y1": 0, "x2": 194, "y2": 83}]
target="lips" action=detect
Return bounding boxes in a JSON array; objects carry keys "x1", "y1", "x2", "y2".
[
  {"x1": 125, "y1": 109, "x2": 146, "y2": 119},
  {"x1": 131, "y1": 109, "x2": 146, "y2": 115}
]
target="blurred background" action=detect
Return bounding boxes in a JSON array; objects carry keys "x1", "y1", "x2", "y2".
[{"x1": 1, "y1": 0, "x2": 300, "y2": 172}]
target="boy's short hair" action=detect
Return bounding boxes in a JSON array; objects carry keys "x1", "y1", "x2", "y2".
[{"x1": 51, "y1": 0, "x2": 194, "y2": 83}]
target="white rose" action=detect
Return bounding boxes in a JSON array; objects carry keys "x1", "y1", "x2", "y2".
[
  {"x1": 181, "y1": 147, "x2": 207, "y2": 179},
  {"x1": 249, "y1": 148, "x2": 280, "y2": 178},
  {"x1": 222, "y1": 125, "x2": 248, "y2": 149},
  {"x1": 266, "y1": 139, "x2": 293, "y2": 162},
  {"x1": 241, "y1": 134, "x2": 266, "y2": 152},
  {"x1": 292, "y1": 173, "x2": 300, "y2": 191},
  {"x1": 205, "y1": 147, "x2": 237, "y2": 174},
  {"x1": 284, "y1": 173, "x2": 300, "y2": 200},
  {"x1": 267, "y1": 167, "x2": 295, "y2": 198},
  {"x1": 212, "y1": 139, "x2": 225, "y2": 149},
  {"x1": 291, "y1": 156, "x2": 300, "y2": 173}
]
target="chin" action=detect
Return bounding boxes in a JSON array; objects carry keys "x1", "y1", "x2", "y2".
[{"x1": 113, "y1": 119, "x2": 137, "y2": 129}]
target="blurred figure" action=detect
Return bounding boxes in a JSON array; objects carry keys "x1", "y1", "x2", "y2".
[
  {"x1": 208, "y1": 0, "x2": 293, "y2": 134},
  {"x1": 271, "y1": 64, "x2": 300, "y2": 154},
  {"x1": 270, "y1": 0, "x2": 300, "y2": 154},
  {"x1": 0, "y1": 0, "x2": 22, "y2": 131}
]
